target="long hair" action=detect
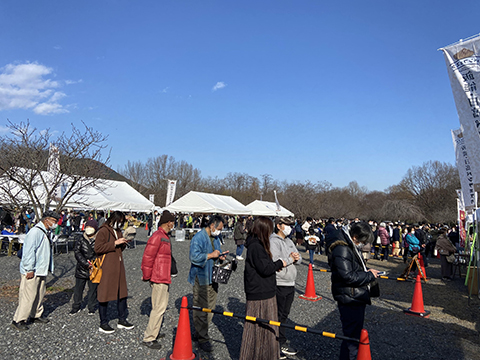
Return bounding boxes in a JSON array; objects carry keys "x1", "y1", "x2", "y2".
[
  {"x1": 105, "y1": 211, "x2": 125, "y2": 227},
  {"x1": 251, "y1": 216, "x2": 274, "y2": 259}
]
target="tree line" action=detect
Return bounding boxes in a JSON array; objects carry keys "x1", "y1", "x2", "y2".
[{"x1": 120, "y1": 156, "x2": 460, "y2": 224}]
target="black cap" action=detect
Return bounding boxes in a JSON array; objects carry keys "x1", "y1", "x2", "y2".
[
  {"x1": 42, "y1": 210, "x2": 61, "y2": 220},
  {"x1": 159, "y1": 210, "x2": 175, "y2": 225}
]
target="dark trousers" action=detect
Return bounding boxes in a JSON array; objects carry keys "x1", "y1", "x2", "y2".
[
  {"x1": 99, "y1": 297, "x2": 127, "y2": 325},
  {"x1": 381, "y1": 245, "x2": 389, "y2": 261},
  {"x1": 72, "y1": 277, "x2": 98, "y2": 312},
  {"x1": 338, "y1": 302, "x2": 366, "y2": 360},
  {"x1": 276, "y1": 285, "x2": 295, "y2": 345}
]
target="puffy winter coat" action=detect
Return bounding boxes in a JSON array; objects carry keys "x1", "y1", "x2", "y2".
[
  {"x1": 141, "y1": 227, "x2": 172, "y2": 284},
  {"x1": 329, "y1": 231, "x2": 376, "y2": 305},
  {"x1": 74, "y1": 232, "x2": 96, "y2": 279},
  {"x1": 378, "y1": 227, "x2": 390, "y2": 246}
]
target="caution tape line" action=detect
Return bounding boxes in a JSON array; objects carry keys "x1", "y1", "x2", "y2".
[
  {"x1": 314, "y1": 269, "x2": 412, "y2": 282},
  {"x1": 185, "y1": 306, "x2": 361, "y2": 344}
]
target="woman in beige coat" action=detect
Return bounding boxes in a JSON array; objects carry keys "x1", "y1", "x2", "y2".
[
  {"x1": 94, "y1": 211, "x2": 133, "y2": 333},
  {"x1": 435, "y1": 228, "x2": 457, "y2": 281}
]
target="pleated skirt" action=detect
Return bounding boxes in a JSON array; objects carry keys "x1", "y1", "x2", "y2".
[{"x1": 239, "y1": 296, "x2": 280, "y2": 360}]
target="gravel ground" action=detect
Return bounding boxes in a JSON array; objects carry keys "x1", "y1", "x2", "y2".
[{"x1": 1, "y1": 228, "x2": 479, "y2": 360}]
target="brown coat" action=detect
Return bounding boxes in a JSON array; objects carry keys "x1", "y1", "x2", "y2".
[{"x1": 94, "y1": 224, "x2": 128, "y2": 302}]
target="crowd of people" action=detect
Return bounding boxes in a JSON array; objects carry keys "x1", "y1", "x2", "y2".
[{"x1": 8, "y1": 209, "x2": 462, "y2": 360}]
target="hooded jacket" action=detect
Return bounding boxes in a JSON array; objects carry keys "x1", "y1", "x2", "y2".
[
  {"x1": 270, "y1": 232, "x2": 302, "y2": 287},
  {"x1": 329, "y1": 229, "x2": 376, "y2": 305}
]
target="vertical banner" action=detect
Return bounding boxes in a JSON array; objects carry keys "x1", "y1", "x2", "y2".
[
  {"x1": 273, "y1": 190, "x2": 281, "y2": 212},
  {"x1": 458, "y1": 199, "x2": 467, "y2": 246},
  {"x1": 48, "y1": 143, "x2": 61, "y2": 200},
  {"x1": 149, "y1": 194, "x2": 155, "y2": 204},
  {"x1": 165, "y1": 180, "x2": 177, "y2": 207},
  {"x1": 441, "y1": 36, "x2": 480, "y2": 191},
  {"x1": 452, "y1": 129, "x2": 476, "y2": 209}
]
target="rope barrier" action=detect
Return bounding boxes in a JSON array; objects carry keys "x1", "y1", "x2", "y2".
[
  {"x1": 314, "y1": 268, "x2": 413, "y2": 282},
  {"x1": 184, "y1": 306, "x2": 362, "y2": 344}
]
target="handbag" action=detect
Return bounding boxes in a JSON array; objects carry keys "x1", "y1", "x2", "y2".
[
  {"x1": 212, "y1": 258, "x2": 233, "y2": 284},
  {"x1": 446, "y1": 254, "x2": 456, "y2": 263},
  {"x1": 369, "y1": 278, "x2": 380, "y2": 298},
  {"x1": 171, "y1": 254, "x2": 178, "y2": 275},
  {"x1": 89, "y1": 254, "x2": 106, "y2": 283}
]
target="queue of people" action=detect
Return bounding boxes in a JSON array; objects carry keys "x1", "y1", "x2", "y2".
[{"x1": 10, "y1": 209, "x2": 461, "y2": 360}]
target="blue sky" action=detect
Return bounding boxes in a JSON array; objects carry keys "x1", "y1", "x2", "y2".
[{"x1": 1, "y1": 1, "x2": 479, "y2": 191}]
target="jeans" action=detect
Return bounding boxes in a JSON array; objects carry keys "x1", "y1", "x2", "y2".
[
  {"x1": 236, "y1": 244, "x2": 244, "y2": 257},
  {"x1": 309, "y1": 249, "x2": 315, "y2": 264},
  {"x1": 99, "y1": 297, "x2": 127, "y2": 325}
]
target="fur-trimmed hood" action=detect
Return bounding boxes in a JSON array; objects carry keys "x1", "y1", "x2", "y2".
[{"x1": 329, "y1": 240, "x2": 349, "y2": 252}]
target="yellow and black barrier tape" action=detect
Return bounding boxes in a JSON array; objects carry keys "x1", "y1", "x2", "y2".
[
  {"x1": 185, "y1": 306, "x2": 361, "y2": 343},
  {"x1": 314, "y1": 268, "x2": 412, "y2": 282}
]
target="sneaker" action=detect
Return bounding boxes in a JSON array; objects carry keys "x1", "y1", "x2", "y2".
[
  {"x1": 156, "y1": 333, "x2": 166, "y2": 340},
  {"x1": 199, "y1": 341, "x2": 213, "y2": 352},
  {"x1": 311, "y1": 264, "x2": 315, "y2": 269},
  {"x1": 88, "y1": 311, "x2": 95, "y2": 316},
  {"x1": 31, "y1": 317, "x2": 50, "y2": 324},
  {"x1": 69, "y1": 309, "x2": 80, "y2": 316},
  {"x1": 99, "y1": 323, "x2": 115, "y2": 334},
  {"x1": 281, "y1": 345, "x2": 298, "y2": 356},
  {"x1": 142, "y1": 340, "x2": 162, "y2": 349},
  {"x1": 279, "y1": 351, "x2": 287, "y2": 359},
  {"x1": 236, "y1": 256, "x2": 244, "y2": 260},
  {"x1": 11, "y1": 321, "x2": 29, "y2": 331},
  {"x1": 117, "y1": 319, "x2": 134, "y2": 330}
]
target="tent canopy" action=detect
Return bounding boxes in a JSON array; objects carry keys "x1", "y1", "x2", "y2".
[
  {"x1": 166, "y1": 191, "x2": 252, "y2": 215},
  {"x1": 0, "y1": 169, "x2": 155, "y2": 212},
  {"x1": 246, "y1": 200, "x2": 294, "y2": 217}
]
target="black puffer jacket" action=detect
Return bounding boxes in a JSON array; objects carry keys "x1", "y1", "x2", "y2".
[
  {"x1": 74, "y1": 233, "x2": 96, "y2": 279},
  {"x1": 329, "y1": 230, "x2": 375, "y2": 305}
]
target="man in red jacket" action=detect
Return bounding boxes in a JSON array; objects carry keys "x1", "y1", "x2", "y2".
[{"x1": 141, "y1": 210, "x2": 175, "y2": 349}]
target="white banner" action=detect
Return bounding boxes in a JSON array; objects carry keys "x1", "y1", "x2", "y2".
[
  {"x1": 441, "y1": 35, "x2": 480, "y2": 191},
  {"x1": 452, "y1": 129, "x2": 475, "y2": 209},
  {"x1": 165, "y1": 180, "x2": 177, "y2": 207},
  {"x1": 149, "y1": 194, "x2": 155, "y2": 204},
  {"x1": 456, "y1": 190, "x2": 465, "y2": 211}
]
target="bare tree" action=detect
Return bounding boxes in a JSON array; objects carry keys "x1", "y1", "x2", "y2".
[{"x1": 0, "y1": 120, "x2": 110, "y2": 219}]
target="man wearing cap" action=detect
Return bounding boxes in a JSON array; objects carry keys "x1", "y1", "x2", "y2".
[
  {"x1": 188, "y1": 215, "x2": 227, "y2": 353},
  {"x1": 141, "y1": 210, "x2": 175, "y2": 350},
  {"x1": 270, "y1": 217, "x2": 301, "y2": 358},
  {"x1": 11, "y1": 210, "x2": 61, "y2": 331}
]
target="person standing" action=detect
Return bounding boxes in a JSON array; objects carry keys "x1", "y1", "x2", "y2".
[
  {"x1": 270, "y1": 217, "x2": 301, "y2": 359},
  {"x1": 378, "y1": 222, "x2": 390, "y2": 261},
  {"x1": 70, "y1": 219, "x2": 99, "y2": 315},
  {"x1": 240, "y1": 217, "x2": 286, "y2": 360},
  {"x1": 435, "y1": 228, "x2": 457, "y2": 281},
  {"x1": 94, "y1": 211, "x2": 133, "y2": 334},
  {"x1": 188, "y1": 215, "x2": 228, "y2": 353},
  {"x1": 329, "y1": 222, "x2": 379, "y2": 360},
  {"x1": 234, "y1": 217, "x2": 247, "y2": 260},
  {"x1": 141, "y1": 210, "x2": 175, "y2": 349},
  {"x1": 304, "y1": 227, "x2": 319, "y2": 268},
  {"x1": 11, "y1": 211, "x2": 61, "y2": 331}
]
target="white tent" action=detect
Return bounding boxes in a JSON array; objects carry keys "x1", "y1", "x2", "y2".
[
  {"x1": 166, "y1": 191, "x2": 252, "y2": 215},
  {"x1": 246, "y1": 200, "x2": 294, "y2": 217},
  {"x1": 0, "y1": 169, "x2": 155, "y2": 212}
]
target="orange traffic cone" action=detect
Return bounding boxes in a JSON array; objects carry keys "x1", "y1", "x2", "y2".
[
  {"x1": 161, "y1": 296, "x2": 200, "y2": 360},
  {"x1": 417, "y1": 253, "x2": 428, "y2": 280},
  {"x1": 299, "y1": 264, "x2": 322, "y2": 301},
  {"x1": 145, "y1": 222, "x2": 149, "y2": 231},
  {"x1": 356, "y1": 329, "x2": 372, "y2": 360},
  {"x1": 403, "y1": 274, "x2": 430, "y2": 318}
]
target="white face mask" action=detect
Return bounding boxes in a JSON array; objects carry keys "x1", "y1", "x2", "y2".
[
  {"x1": 211, "y1": 229, "x2": 221, "y2": 237},
  {"x1": 355, "y1": 243, "x2": 365, "y2": 251},
  {"x1": 85, "y1": 227, "x2": 96, "y2": 236},
  {"x1": 282, "y1": 225, "x2": 291, "y2": 237},
  {"x1": 49, "y1": 223, "x2": 58, "y2": 231}
]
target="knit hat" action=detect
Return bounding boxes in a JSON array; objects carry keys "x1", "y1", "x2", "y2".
[
  {"x1": 159, "y1": 210, "x2": 175, "y2": 225},
  {"x1": 85, "y1": 219, "x2": 99, "y2": 231}
]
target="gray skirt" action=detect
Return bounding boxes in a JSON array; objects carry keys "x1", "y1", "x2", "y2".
[{"x1": 239, "y1": 296, "x2": 280, "y2": 360}]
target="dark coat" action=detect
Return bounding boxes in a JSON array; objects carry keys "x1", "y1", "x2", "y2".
[
  {"x1": 329, "y1": 231, "x2": 376, "y2": 306},
  {"x1": 244, "y1": 236, "x2": 283, "y2": 301},
  {"x1": 234, "y1": 221, "x2": 247, "y2": 246},
  {"x1": 94, "y1": 224, "x2": 128, "y2": 303},
  {"x1": 74, "y1": 232, "x2": 96, "y2": 279}
]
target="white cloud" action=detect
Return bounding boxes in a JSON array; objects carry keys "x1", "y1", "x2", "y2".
[
  {"x1": 212, "y1": 81, "x2": 226, "y2": 91},
  {"x1": 65, "y1": 79, "x2": 83, "y2": 85},
  {"x1": 162, "y1": 87, "x2": 169, "y2": 93},
  {"x1": 0, "y1": 62, "x2": 71, "y2": 115},
  {"x1": 0, "y1": 126, "x2": 10, "y2": 134},
  {"x1": 53, "y1": 45, "x2": 62, "y2": 50}
]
